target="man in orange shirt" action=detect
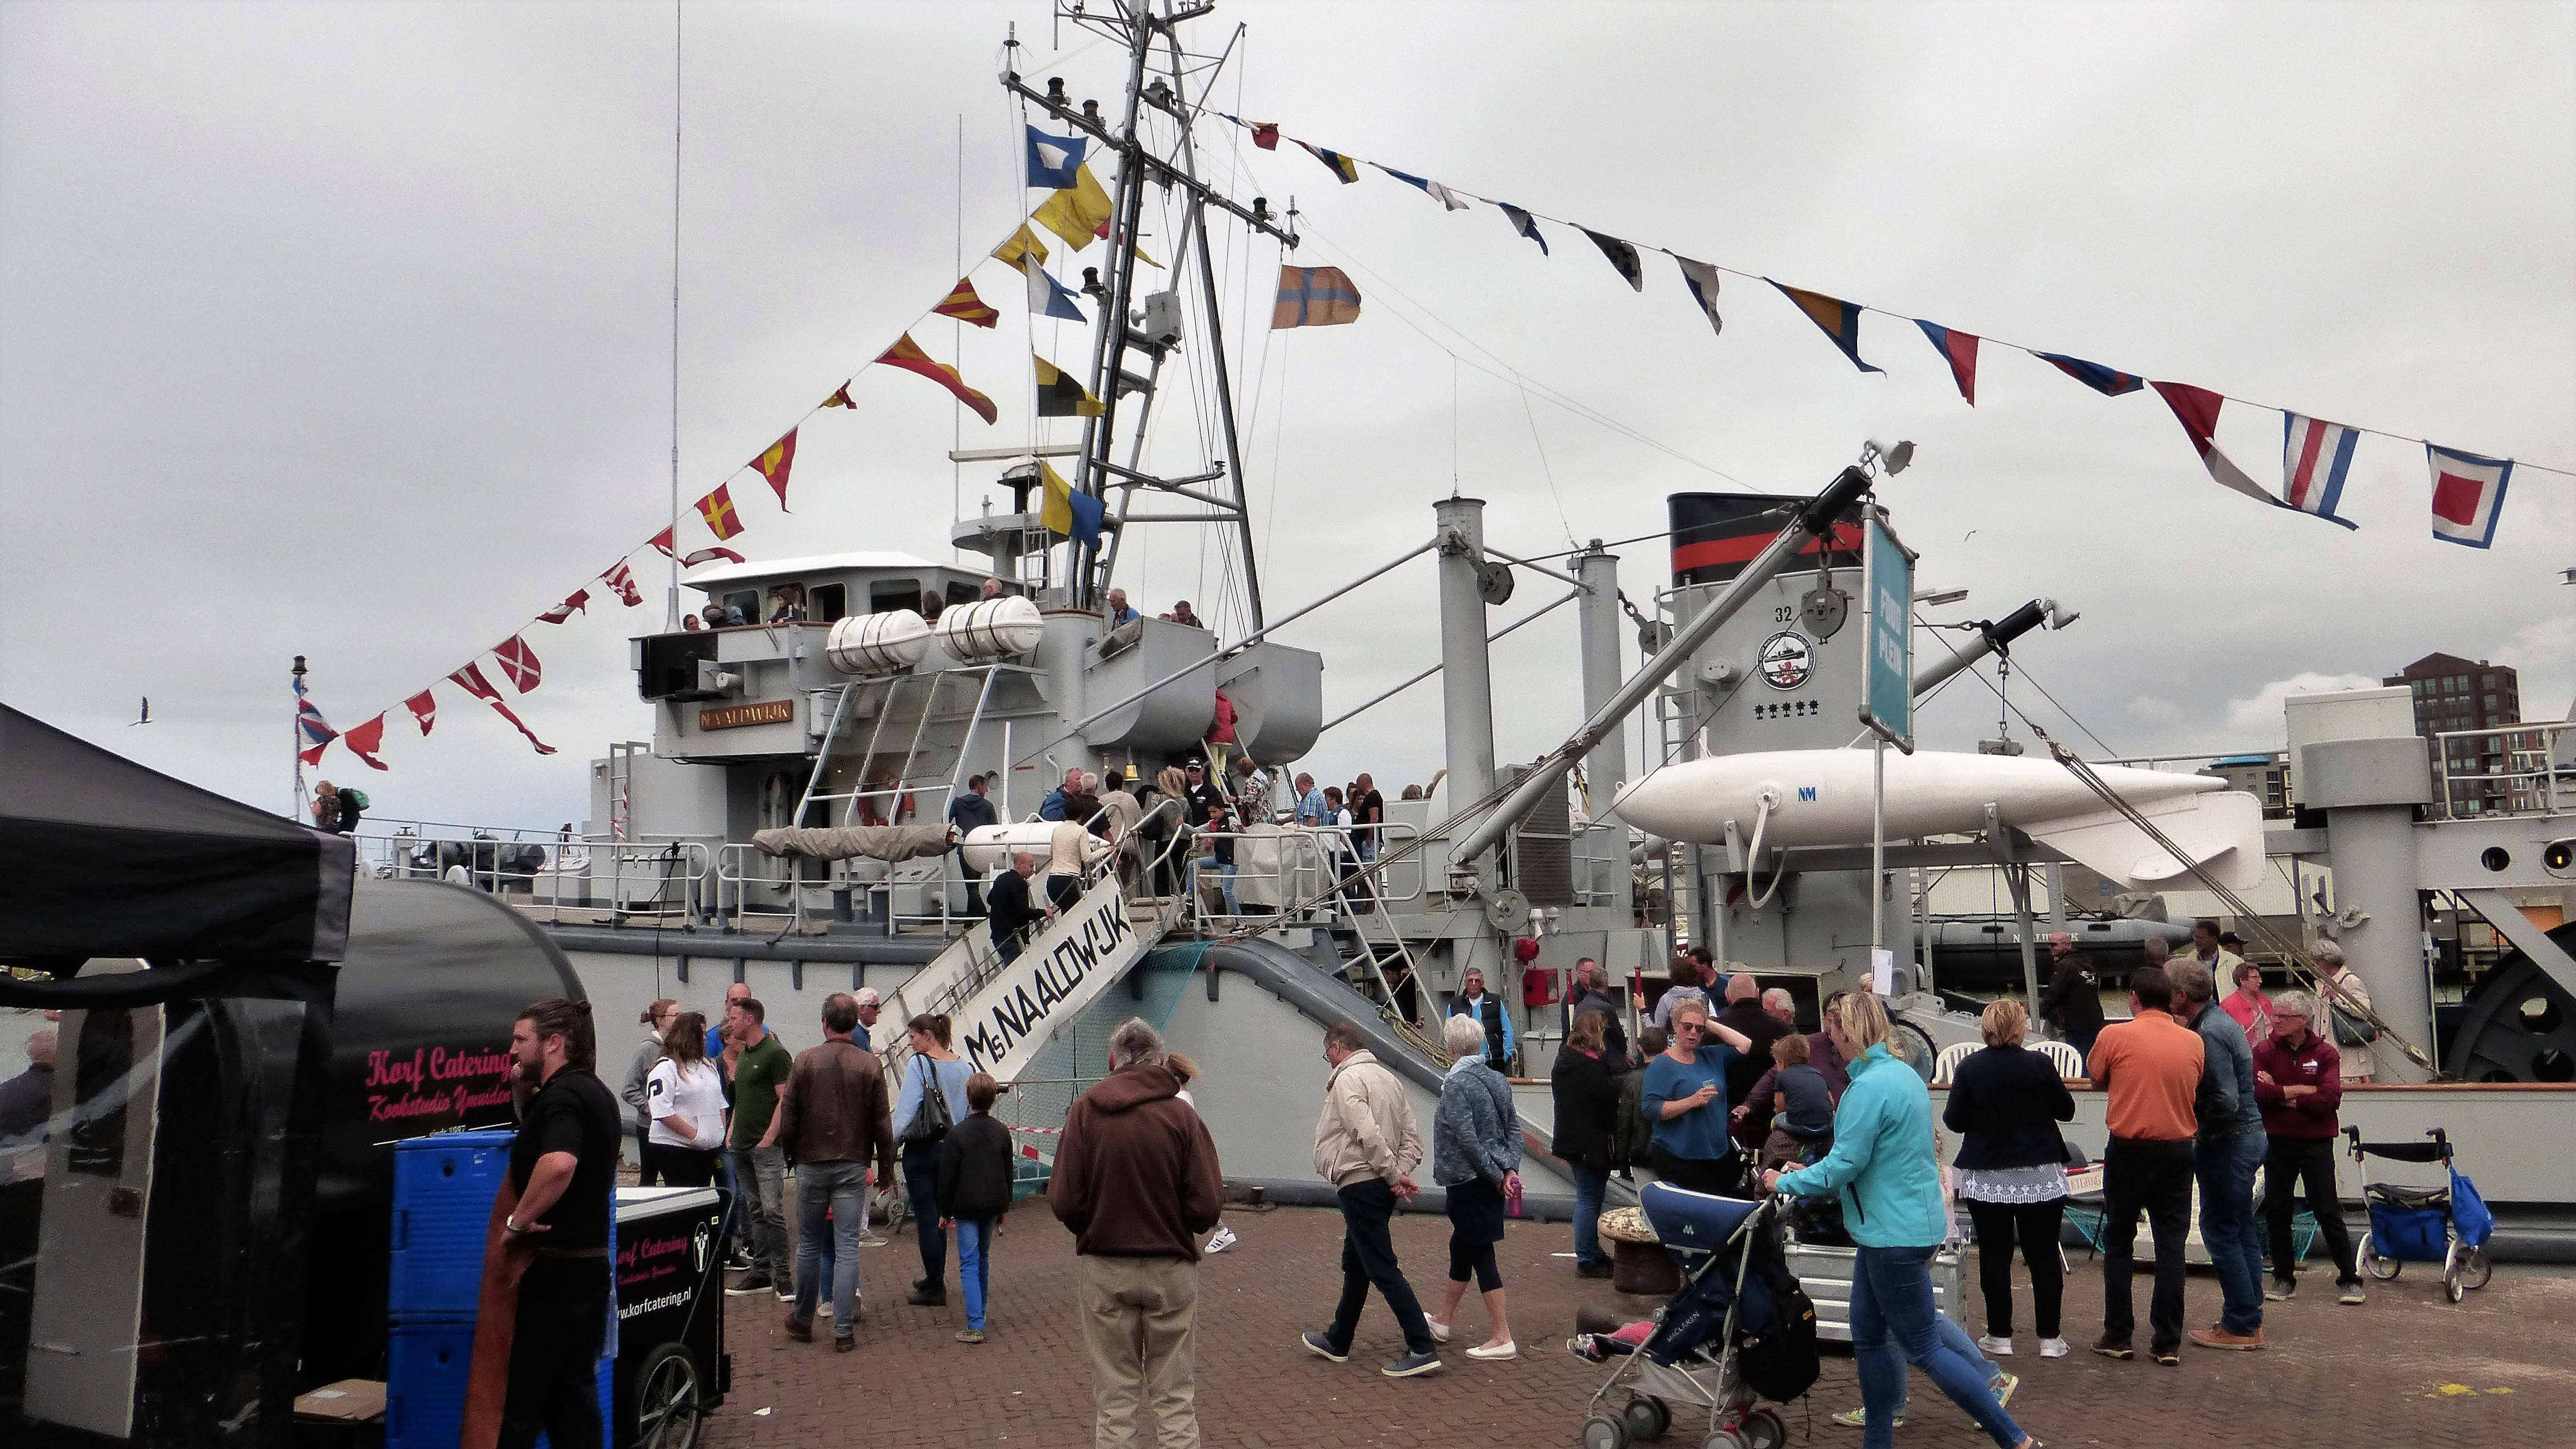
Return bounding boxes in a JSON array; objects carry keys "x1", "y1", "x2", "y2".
[{"x1": 2084, "y1": 963, "x2": 2205, "y2": 1366}]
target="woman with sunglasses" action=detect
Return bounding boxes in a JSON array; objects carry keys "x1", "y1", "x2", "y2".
[{"x1": 1640, "y1": 996, "x2": 1755, "y2": 1195}]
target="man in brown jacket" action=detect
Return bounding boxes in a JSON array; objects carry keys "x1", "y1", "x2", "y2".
[
  {"x1": 1048, "y1": 1018, "x2": 1224, "y2": 1448},
  {"x1": 774, "y1": 992, "x2": 895, "y2": 1348},
  {"x1": 1301, "y1": 1021, "x2": 1442, "y2": 1377}
]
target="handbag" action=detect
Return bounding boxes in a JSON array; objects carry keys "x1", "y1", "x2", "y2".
[
  {"x1": 2330, "y1": 1006, "x2": 2380, "y2": 1048},
  {"x1": 902, "y1": 1057, "x2": 954, "y2": 1147}
]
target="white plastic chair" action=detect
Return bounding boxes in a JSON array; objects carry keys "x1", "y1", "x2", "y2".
[
  {"x1": 1931, "y1": 1041, "x2": 1978, "y2": 1085},
  {"x1": 2034, "y1": 1039, "x2": 2088, "y2": 1079}
]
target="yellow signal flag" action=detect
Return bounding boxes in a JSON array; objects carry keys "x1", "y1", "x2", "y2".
[{"x1": 1033, "y1": 163, "x2": 1114, "y2": 251}]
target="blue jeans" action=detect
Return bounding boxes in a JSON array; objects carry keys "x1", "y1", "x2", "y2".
[
  {"x1": 1852, "y1": 1244, "x2": 2025, "y2": 1449},
  {"x1": 1864, "y1": 1308, "x2": 2002, "y2": 1418},
  {"x1": 956, "y1": 1217, "x2": 996, "y2": 1330},
  {"x1": 1570, "y1": 1163, "x2": 1611, "y2": 1268},
  {"x1": 794, "y1": 1161, "x2": 868, "y2": 1338},
  {"x1": 2196, "y1": 1130, "x2": 2268, "y2": 1335},
  {"x1": 1190, "y1": 857, "x2": 1239, "y2": 914}
]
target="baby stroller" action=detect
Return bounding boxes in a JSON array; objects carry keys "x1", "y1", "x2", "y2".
[
  {"x1": 1578, "y1": 1184, "x2": 1815, "y2": 1449},
  {"x1": 2347, "y1": 1127, "x2": 2494, "y2": 1303}
]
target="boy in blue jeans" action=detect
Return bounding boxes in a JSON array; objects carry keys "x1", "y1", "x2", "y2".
[{"x1": 936, "y1": 1071, "x2": 1017, "y2": 1343}]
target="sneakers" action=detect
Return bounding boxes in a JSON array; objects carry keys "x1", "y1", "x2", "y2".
[
  {"x1": 2264, "y1": 1278, "x2": 2296, "y2": 1301},
  {"x1": 1574, "y1": 1259, "x2": 1616, "y2": 1280},
  {"x1": 2039, "y1": 1337, "x2": 2071, "y2": 1360},
  {"x1": 1425, "y1": 1318, "x2": 1452, "y2": 1344},
  {"x1": 956, "y1": 1328, "x2": 986, "y2": 1345},
  {"x1": 2337, "y1": 1281, "x2": 2367, "y2": 1305},
  {"x1": 2151, "y1": 1347, "x2": 2182, "y2": 1367},
  {"x1": 1382, "y1": 1349, "x2": 1443, "y2": 1378},
  {"x1": 1206, "y1": 1225, "x2": 1239, "y2": 1254},
  {"x1": 1465, "y1": 1341, "x2": 1518, "y2": 1361},
  {"x1": 726, "y1": 1271, "x2": 776, "y2": 1297},
  {"x1": 1566, "y1": 1335, "x2": 1610, "y2": 1364},
  {"x1": 2090, "y1": 1336, "x2": 2133, "y2": 1361},
  {"x1": 1976, "y1": 1334, "x2": 2015, "y2": 1357},
  {"x1": 1831, "y1": 1408, "x2": 1904, "y2": 1429},
  {"x1": 1990, "y1": 1372, "x2": 2019, "y2": 1410},
  {"x1": 908, "y1": 1285, "x2": 948, "y2": 1306},
  {"x1": 775, "y1": 1285, "x2": 795, "y2": 1304},
  {"x1": 816, "y1": 1300, "x2": 833, "y2": 1318},
  {"x1": 2189, "y1": 1327, "x2": 2267, "y2": 1351},
  {"x1": 1300, "y1": 1331, "x2": 1349, "y2": 1363}
]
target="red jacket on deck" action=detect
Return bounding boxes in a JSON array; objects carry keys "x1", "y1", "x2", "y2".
[{"x1": 2251, "y1": 1030, "x2": 2343, "y2": 1139}]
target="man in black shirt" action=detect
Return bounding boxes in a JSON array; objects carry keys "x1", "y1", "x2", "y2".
[
  {"x1": 2038, "y1": 931, "x2": 2108, "y2": 1059},
  {"x1": 1567, "y1": 958, "x2": 1630, "y2": 1072},
  {"x1": 500, "y1": 997, "x2": 622, "y2": 1449},
  {"x1": 986, "y1": 851, "x2": 1047, "y2": 963},
  {"x1": 948, "y1": 774, "x2": 1001, "y2": 915}
]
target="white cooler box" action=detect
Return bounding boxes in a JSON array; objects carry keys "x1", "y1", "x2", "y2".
[{"x1": 1783, "y1": 1236, "x2": 1969, "y2": 1343}]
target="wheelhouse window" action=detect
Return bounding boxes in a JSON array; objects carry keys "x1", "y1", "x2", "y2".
[
  {"x1": 811, "y1": 583, "x2": 847, "y2": 622},
  {"x1": 869, "y1": 579, "x2": 922, "y2": 615}
]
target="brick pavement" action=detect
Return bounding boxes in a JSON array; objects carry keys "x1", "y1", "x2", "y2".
[{"x1": 705, "y1": 1205, "x2": 2573, "y2": 1448}]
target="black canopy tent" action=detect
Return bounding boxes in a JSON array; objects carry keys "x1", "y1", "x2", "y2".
[{"x1": 0, "y1": 703, "x2": 354, "y2": 966}]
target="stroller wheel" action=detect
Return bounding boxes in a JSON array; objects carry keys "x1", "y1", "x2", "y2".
[
  {"x1": 2462, "y1": 1246, "x2": 2494, "y2": 1292},
  {"x1": 1740, "y1": 1408, "x2": 1787, "y2": 1449},
  {"x1": 2360, "y1": 1234, "x2": 2401, "y2": 1281},
  {"x1": 1581, "y1": 1413, "x2": 1630, "y2": 1449},
  {"x1": 1622, "y1": 1395, "x2": 1670, "y2": 1441},
  {"x1": 1698, "y1": 1432, "x2": 1745, "y2": 1449}
]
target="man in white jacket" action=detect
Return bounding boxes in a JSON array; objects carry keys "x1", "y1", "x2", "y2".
[{"x1": 1301, "y1": 1021, "x2": 1444, "y2": 1379}]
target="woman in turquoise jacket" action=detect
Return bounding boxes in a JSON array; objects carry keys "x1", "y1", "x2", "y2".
[{"x1": 1761, "y1": 993, "x2": 2037, "y2": 1449}]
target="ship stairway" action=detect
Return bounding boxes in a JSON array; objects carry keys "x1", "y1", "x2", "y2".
[
  {"x1": 874, "y1": 867, "x2": 1186, "y2": 1085},
  {"x1": 793, "y1": 665, "x2": 1005, "y2": 831}
]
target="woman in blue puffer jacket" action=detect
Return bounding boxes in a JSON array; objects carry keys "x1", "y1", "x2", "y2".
[{"x1": 1761, "y1": 992, "x2": 2039, "y2": 1449}]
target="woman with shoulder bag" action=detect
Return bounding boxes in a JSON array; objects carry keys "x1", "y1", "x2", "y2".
[
  {"x1": 895, "y1": 1014, "x2": 974, "y2": 1305},
  {"x1": 1551, "y1": 1012, "x2": 1624, "y2": 1279}
]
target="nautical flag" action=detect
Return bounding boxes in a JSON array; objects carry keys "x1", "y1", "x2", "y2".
[
  {"x1": 1272, "y1": 266, "x2": 1362, "y2": 329},
  {"x1": 1376, "y1": 164, "x2": 1470, "y2": 211},
  {"x1": 2425, "y1": 443, "x2": 2513, "y2": 549},
  {"x1": 1034, "y1": 163, "x2": 1114, "y2": 250},
  {"x1": 1034, "y1": 353, "x2": 1105, "y2": 416},
  {"x1": 2280, "y1": 413, "x2": 2361, "y2": 528},
  {"x1": 1673, "y1": 257, "x2": 1725, "y2": 337},
  {"x1": 403, "y1": 689, "x2": 437, "y2": 736},
  {"x1": 1249, "y1": 121, "x2": 1280, "y2": 150},
  {"x1": 993, "y1": 223, "x2": 1050, "y2": 276},
  {"x1": 1038, "y1": 459, "x2": 1104, "y2": 545},
  {"x1": 2149, "y1": 381, "x2": 2277, "y2": 511},
  {"x1": 822, "y1": 382, "x2": 856, "y2": 408},
  {"x1": 877, "y1": 333, "x2": 999, "y2": 424},
  {"x1": 1583, "y1": 230, "x2": 1645, "y2": 292},
  {"x1": 1025, "y1": 125, "x2": 1087, "y2": 189},
  {"x1": 933, "y1": 277, "x2": 1000, "y2": 329},
  {"x1": 600, "y1": 559, "x2": 642, "y2": 607},
  {"x1": 751, "y1": 429, "x2": 796, "y2": 510},
  {"x1": 1497, "y1": 203, "x2": 1550, "y2": 255},
  {"x1": 340, "y1": 714, "x2": 391, "y2": 771},
  {"x1": 695, "y1": 483, "x2": 745, "y2": 540},
  {"x1": 491, "y1": 634, "x2": 543, "y2": 693},
  {"x1": 1914, "y1": 320, "x2": 1980, "y2": 405},
  {"x1": 449, "y1": 662, "x2": 556, "y2": 755},
  {"x1": 2034, "y1": 352, "x2": 2143, "y2": 396},
  {"x1": 679, "y1": 547, "x2": 744, "y2": 568},
  {"x1": 1027, "y1": 261, "x2": 1087, "y2": 323},
  {"x1": 1768, "y1": 282, "x2": 1882, "y2": 375},
  {"x1": 647, "y1": 527, "x2": 675, "y2": 559},
  {"x1": 296, "y1": 698, "x2": 338, "y2": 767},
  {"x1": 537, "y1": 588, "x2": 589, "y2": 624},
  {"x1": 1296, "y1": 140, "x2": 1361, "y2": 184}
]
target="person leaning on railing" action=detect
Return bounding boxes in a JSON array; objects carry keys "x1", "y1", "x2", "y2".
[{"x1": 985, "y1": 852, "x2": 1047, "y2": 964}]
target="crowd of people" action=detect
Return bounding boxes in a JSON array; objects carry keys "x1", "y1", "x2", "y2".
[{"x1": 489, "y1": 911, "x2": 2395, "y2": 1449}]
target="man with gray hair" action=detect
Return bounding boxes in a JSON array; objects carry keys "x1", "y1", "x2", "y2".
[
  {"x1": 2171, "y1": 959, "x2": 2269, "y2": 1350},
  {"x1": 1303, "y1": 1020, "x2": 1441, "y2": 1378},
  {"x1": 851, "y1": 987, "x2": 883, "y2": 1052},
  {"x1": 1050, "y1": 1020, "x2": 1225, "y2": 1447},
  {"x1": 1760, "y1": 987, "x2": 1795, "y2": 1024},
  {"x1": 2308, "y1": 941, "x2": 2375, "y2": 1082}
]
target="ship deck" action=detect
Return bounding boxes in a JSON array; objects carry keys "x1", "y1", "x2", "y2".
[{"x1": 702, "y1": 1201, "x2": 2570, "y2": 1448}]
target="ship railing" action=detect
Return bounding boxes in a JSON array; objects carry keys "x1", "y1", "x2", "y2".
[
  {"x1": 1181, "y1": 822, "x2": 1425, "y2": 935},
  {"x1": 351, "y1": 827, "x2": 709, "y2": 922},
  {"x1": 2430, "y1": 718, "x2": 2570, "y2": 820}
]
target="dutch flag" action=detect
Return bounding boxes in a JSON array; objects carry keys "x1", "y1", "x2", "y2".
[{"x1": 2280, "y1": 414, "x2": 2361, "y2": 529}]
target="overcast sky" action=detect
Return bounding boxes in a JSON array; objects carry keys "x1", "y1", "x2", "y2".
[{"x1": 3, "y1": 0, "x2": 2569, "y2": 832}]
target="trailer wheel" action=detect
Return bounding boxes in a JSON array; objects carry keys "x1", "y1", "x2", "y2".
[{"x1": 629, "y1": 1342, "x2": 704, "y2": 1449}]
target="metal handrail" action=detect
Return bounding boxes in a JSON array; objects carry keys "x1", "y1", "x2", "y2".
[{"x1": 2430, "y1": 718, "x2": 2568, "y2": 819}]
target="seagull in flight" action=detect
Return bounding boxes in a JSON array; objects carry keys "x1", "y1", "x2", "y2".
[{"x1": 131, "y1": 696, "x2": 152, "y2": 726}]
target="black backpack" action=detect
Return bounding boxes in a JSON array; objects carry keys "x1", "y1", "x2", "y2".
[{"x1": 1735, "y1": 1227, "x2": 1820, "y2": 1403}]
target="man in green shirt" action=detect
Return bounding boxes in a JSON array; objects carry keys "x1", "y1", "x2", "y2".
[{"x1": 723, "y1": 998, "x2": 795, "y2": 1298}]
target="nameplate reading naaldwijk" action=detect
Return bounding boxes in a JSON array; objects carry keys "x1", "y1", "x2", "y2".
[
  {"x1": 962, "y1": 890, "x2": 1135, "y2": 1072},
  {"x1": 699, "y1": 699, "x2": 794, "y2": 731}
]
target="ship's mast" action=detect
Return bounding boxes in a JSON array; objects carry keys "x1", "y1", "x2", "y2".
[{"x1": 1005, "y1": 0, "x2": 1294, "y2": 629}]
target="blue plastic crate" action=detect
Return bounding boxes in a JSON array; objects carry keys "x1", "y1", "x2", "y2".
[
  {"x1": 390, "y1": 1129, "x2": 516, "y2": 1319},
  {"x1": 383, "y1": 1320, "x2": 610, "y2": 1449}
]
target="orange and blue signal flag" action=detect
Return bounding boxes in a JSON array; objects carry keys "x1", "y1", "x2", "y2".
[
  {"x1": 1769, "y1": 281, "x2": 1882, "y2": 375},
  {"x1": 1272, "y1": 266, "x2": 1362, "y2": 329}
]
